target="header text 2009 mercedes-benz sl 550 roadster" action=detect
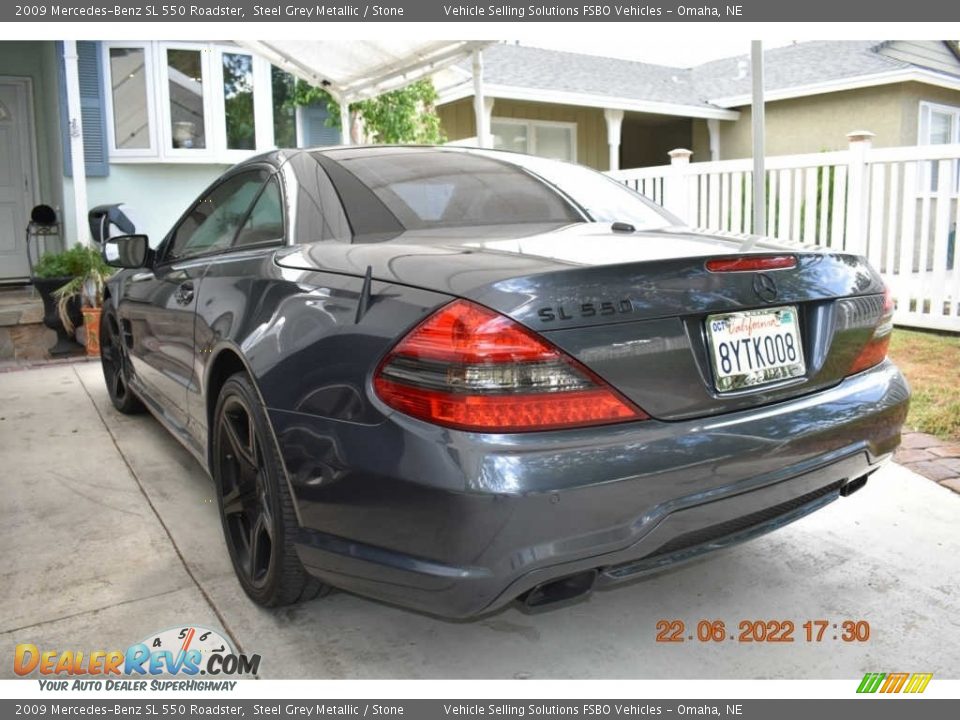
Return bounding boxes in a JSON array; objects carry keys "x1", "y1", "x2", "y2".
[{"x1": 99, "y1": 146, "x2": 908, "y2": 618}]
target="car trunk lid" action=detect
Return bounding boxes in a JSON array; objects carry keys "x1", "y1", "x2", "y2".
[{"x1": 277, "y1": 224, "x2": 887, "y2": 421}]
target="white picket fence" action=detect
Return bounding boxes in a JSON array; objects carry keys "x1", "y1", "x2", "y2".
[{"x1": 608, "y1": 134, "x2": 960, "y2": 333}]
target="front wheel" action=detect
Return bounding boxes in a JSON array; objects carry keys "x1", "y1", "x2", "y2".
[
  {"x1": 100, "y1": 308, "x2": 144, "y2": 414},
  {"x1": 213, "y1": 372, "x2": 329, "y2": 606}
]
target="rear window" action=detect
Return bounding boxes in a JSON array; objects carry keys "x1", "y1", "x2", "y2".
[
  {"x1": 485, "y1": 152, "x2": 675, "y2": 231},
  {"x1": 330, "y1": 149, "x2": 581, "y2": 230}
]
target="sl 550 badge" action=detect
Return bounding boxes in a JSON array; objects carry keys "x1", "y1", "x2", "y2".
[{"x1": 538, "y1": 299, "x2": 635, "y2": 322}]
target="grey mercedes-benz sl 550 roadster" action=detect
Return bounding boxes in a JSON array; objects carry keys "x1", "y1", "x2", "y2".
[{"x1": 99, "y1": 146, "x2": 909, "y2": 617}]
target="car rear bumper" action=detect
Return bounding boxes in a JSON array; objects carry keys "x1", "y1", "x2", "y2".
[{"x1": 270, "y1": 360, "x2": 909, "y2": 619}]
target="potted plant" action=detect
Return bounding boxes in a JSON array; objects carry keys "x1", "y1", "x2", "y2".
[
  {"x1": 31, "y1": 246, "x2": 86, "y2": 357},
  {"x1": 51, "y1": 244, "x2": 113, "y2": 357}
]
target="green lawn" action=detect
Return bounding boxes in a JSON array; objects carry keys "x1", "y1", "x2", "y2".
[{"x1": 888, "y1": 328, "x2": 960, "y2": 441}]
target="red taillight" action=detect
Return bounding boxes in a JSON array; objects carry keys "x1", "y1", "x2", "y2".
[
  {"x1": 848, "y1": 288, "x2": 895, "y2": 375},
  {"x1": 374, "y1": 299, "x2": 647, "y2": 432},
  {"x1": 705, "y1": 255, "x2": 797, "y2": 272},
  {"x1": 383, "y1": 299, "x2": 558, "y2": 364}
]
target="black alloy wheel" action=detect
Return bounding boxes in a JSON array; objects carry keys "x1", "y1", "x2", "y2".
[
  {"x1": 100, "y1": 308, "x2": 144, "y2": 414},
  {"x1": 213, "y1": 372, "x2": 329, "y2": 606}
]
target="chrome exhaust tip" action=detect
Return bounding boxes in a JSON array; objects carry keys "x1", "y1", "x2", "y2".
[
  {"x1": 522, "y1": 570, "x2": 597, "y2": 609},
  {"x1": 840, "y1": 475, "x2": 869, "y2": 497}
]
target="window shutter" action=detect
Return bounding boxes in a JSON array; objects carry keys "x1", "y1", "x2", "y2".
[
  {"x1": 57, "y1": 41, "x2": 110, "y2": 178},
  {"x1": 299, "y1": 104, "x2": 340, "y2": 147}
]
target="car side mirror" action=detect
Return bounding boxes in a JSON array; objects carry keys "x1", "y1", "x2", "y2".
[{"x1": 103, "y1": 235, "x2": 151, "y2": 269}]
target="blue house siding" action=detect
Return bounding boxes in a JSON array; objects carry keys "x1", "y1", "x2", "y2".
[
  {"x1": 57, "y1": 40, "x2": 109, "y2": 178},
  {"x1": 300, "y1": 104, "x2": 340, "y2": 147}
]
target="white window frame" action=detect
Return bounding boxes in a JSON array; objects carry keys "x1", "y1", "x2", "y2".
[
  {"x1": 157, "y1": 41, "x2": 216, "y2": 161},
  {"x1": 491, "y1": 117, "x2": 578, "y2": 163},
  {"x1": 104, "y1": 41, "x2": 276, "y2": 165},
  {"x1": 210, "y1": 47, "x2": 275, "y2": 163},
  {"x1": 917, "y1": 100, "x2": 960, "y2": 195},
  {"x1": 101, "y1": 41, "x2": 158, "y2": 158}
]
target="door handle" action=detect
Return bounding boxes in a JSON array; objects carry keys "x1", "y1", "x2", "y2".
[{"x1": 175, "y1": 281, "x2": 194, "y2": 305}]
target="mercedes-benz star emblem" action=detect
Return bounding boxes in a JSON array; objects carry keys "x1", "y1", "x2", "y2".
[{"x1": 752, "y1": 273, "x2": 779, "y2": 302}]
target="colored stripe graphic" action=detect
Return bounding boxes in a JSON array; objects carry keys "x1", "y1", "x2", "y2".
[
  {"x1": 857, "y1": 672, "x2": 932, "y2": 694},
  {"x1": 857, "y1": 673, "x2": 885, "y2": 693},
  {"x1": 904, "y1": 673, "x2": 933, "y2": 694},
  {"x1": 880, "y1": 673, "x2": 909, "y2": 693}
]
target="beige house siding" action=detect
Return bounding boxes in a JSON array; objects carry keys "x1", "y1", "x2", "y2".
[
  {"x1": 437, "y1": 97, "x2": 477, "y2": 141},
  {"x1": 691, "y1": 119, "x2": 711, "y2": 162},
  {"x1": 438, "y1": 98, "x2": 706, "y2": 171},
  {"x1": 438, "y1": 80, "x2": 960, "y2": 169},
  {"x1": 717, "y1": 82, "x2": 960, "y2": 159},
  {"x1": 718, "y1": 85, "x2": 905, "y2": 159}
]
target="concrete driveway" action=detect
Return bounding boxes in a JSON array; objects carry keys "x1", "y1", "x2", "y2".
[{"x1": 2, "y1": 362, "x2": 959, "y2": 679}]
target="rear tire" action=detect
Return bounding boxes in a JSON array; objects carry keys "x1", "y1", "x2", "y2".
[
  {"x1": 212, "y1": 371, "x2": 330, "y2": 607},
  {"x1": 100, "y1": 307, "x2": 144, "y2": 415}
]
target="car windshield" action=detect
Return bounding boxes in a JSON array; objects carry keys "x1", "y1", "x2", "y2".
[
  {"x1": 326, "y1": 148, "x2": 582, "y2": 230},
  {"x1": 484, "y1": 151, "x2": 675, "y2": 230}
]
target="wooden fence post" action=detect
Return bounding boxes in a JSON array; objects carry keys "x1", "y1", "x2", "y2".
[
  {"x1": 845, "y1": 130, "x2": 875, "y2": 255},
  {"x1": 666, "y1": 148, "x2": 693, "y2": 225}
]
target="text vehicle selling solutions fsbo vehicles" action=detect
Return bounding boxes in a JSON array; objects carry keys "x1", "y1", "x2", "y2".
[{"x1": 99, "y1": 146, "x2": 909, "y2": 617}]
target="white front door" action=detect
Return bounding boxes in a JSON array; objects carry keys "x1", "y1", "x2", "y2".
[{"x1": 0, "y1": 79, "x2": 37, "y2": 281}]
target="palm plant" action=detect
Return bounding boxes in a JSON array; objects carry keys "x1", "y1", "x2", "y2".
[{"x1": 45, "y1": 245, "x2": 112, "y2": 334}]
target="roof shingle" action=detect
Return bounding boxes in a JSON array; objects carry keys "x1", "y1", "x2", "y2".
[{"x1": 457, "y1": 41, "x2": 960, "y2": 111}]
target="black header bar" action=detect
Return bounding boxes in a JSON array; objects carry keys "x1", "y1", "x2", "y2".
[
  {"x1": 0, "y1": 700, "x2": 958, "y2": 720},
  {"x1": 5, "y1": 0, "x2": 960, "y2": 22}
]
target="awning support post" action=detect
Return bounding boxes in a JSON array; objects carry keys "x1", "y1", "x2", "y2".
[
  {"x1": 604, "y1": 109, "x2": 624, "y2": 172},
  {"x1": 751, "y1": 40, "x2": 766, "y2": 236},
  {"x1": 472, "y1": 50, "x2": 489, "y2": 148},
  {"x1": 63, "y1": 41, "x2": 90, "y2": 246},
  {"x1": 340, "y1": 101, "x2": 352, "y2": 146}
]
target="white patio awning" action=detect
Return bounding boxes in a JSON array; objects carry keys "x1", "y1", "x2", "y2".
[{"x1": 238, "y1": 40, "x2": 492, "y2": 104}]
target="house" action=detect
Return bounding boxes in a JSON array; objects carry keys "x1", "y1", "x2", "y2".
[
  {"x1": 3, "y1": 39, "x2": 958, "y2": 285},
  {"x1": 435, "y1": 40, "x2": 960, "y2": 171},
  {"x1": 0, "y1": 40, "x2": 345, "y2": 283},
  {"x1": 0, "y1": 39, "x2": 489, "y2": 284}
]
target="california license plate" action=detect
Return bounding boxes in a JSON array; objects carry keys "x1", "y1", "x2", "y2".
[{"x1": 705, "y1": 306, "x2": 806, "y2": 392}]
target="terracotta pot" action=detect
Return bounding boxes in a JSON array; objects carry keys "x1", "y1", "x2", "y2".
[{"x1": 81, "y1": 307, "x2": 103, "y2": 357}]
